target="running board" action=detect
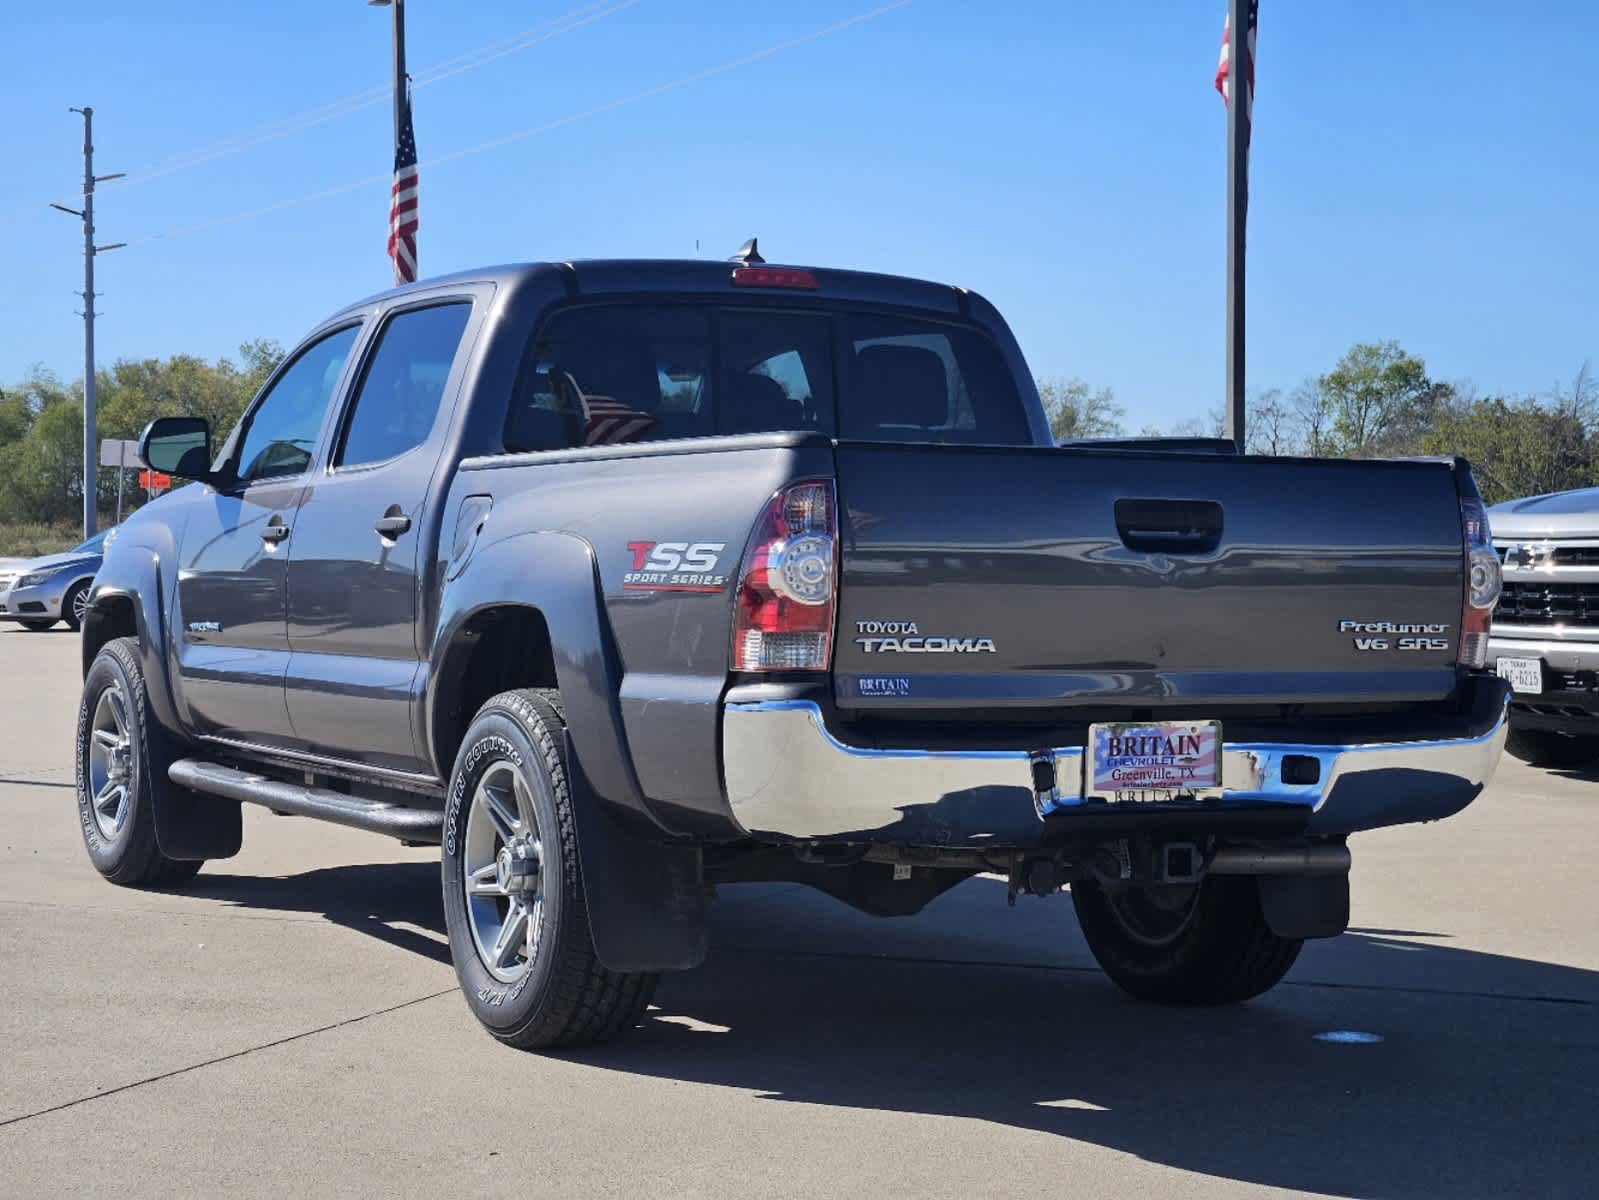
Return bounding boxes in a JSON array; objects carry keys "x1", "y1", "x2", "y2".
[{"x1": 169, "y1": 759, "x2": 444, "y2": 844}]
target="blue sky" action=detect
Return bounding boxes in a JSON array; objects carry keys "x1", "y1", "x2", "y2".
[{"x1": 3, "y1": 0, "x2": 1595, "y2": 430}]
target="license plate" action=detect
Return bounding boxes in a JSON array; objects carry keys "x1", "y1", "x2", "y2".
[
  {"x1": 1088, "y1": 720, "x2": 1221, "y2": 802},
  {"x1": 1497, "y1": 656, "x2": 1543, "y2": 695}
]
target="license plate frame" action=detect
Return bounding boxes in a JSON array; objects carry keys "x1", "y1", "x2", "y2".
[
  {"x1": 1086, "y1": 720, "x2": 1222, "y2": 803},
  {"x1": 1496, "y1": 656, "x2": 1543, "y2": 695}
]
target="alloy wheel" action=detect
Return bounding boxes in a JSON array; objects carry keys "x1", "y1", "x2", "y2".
[
  {"x1": 87, "y1": 683, "x2": 134, "y2": 839},
  {"x1": 462, "y1": 761, "x2": 545, "y2": 984}
]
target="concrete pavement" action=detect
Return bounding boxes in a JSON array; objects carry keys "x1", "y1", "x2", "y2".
[{"x1": 1, "y1": 625, "x2": 1594, "y2": 1198}]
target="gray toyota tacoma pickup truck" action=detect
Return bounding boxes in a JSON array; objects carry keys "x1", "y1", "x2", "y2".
[{"x1": 76, "y1": 252, "x2": 1510, "y2": 1050}]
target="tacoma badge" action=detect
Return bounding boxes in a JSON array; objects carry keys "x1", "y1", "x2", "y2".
[{"x1": 854, "y1": 620, "x2": 996, "y2": 654}]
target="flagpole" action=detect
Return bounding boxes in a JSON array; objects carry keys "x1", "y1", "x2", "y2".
[
  {"x1": 1224, "y1": 0, "x2": 1253, "y2": 452},
  {"x1": 390, "y1": 0, "x2": 407, "y2": 154}
]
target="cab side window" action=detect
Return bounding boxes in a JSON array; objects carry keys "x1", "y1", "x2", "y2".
[
  {"x1": 337, "y1": 303, "x2": 472, "y2": 468},
  {"x1": 233, "y1": 325, "x2": 361, "y2": 484}
]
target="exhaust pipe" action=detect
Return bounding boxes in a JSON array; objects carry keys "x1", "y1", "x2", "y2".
[{"x1": 1209, "y1": 844, "x2": 1351, "y2": 877}]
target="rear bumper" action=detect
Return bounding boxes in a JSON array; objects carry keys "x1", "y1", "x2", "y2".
[{"x1": 721, "y1": 681, "x2": 1509, "y2": 845}]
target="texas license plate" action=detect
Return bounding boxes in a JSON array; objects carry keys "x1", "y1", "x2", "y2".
[
  {"x1": 1496, "y1": 656, "x2": 1543, "y2": 695},
  {"x1": 1088, "y1": 721, "x2": 1221, "y2": 802}
]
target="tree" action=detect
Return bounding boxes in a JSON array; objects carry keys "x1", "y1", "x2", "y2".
[
  {"x1": 1038, "y1": 377, "x2": 1123, "y2": 442},
  {"x1": 0, "y1": 341, "x2": 284, "y2": 526},
  {"x1": 1317, "y1": 340, "x2": 1442, "y2": 457},
  {"x1": 0, "y1": 396, "x2": 84, "y2": 524},
  {"x1": 1420, "y1": 393, "x2": 1596, "y2": 505},
  {"x1": 1289, "y1": 377, "x2": 1331, "y2": 456},
  {"x1": 1246, "y1": 388, "x2": 1297, "y2": 455}
]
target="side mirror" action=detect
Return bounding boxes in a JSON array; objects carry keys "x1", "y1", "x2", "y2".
[{"x1": 138, "y1": 416, "x2": 217, "y2": 483}]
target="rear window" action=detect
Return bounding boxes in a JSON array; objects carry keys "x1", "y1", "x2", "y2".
[
  {"x1": 838, "y1": 313, "x2": 1029, "y2": 445},
  {"x1": 503, "y1": 304, "x2": 1026, "y2": 452}
]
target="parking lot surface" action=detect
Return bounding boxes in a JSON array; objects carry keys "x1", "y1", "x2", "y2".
[{"x1": 1, "y1": 626, "x2": 1594, "y2": 1198}]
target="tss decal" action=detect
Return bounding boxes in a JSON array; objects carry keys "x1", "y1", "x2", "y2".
[{"x1": 624, "y1": 541, "x2": 729, "y2": 592}]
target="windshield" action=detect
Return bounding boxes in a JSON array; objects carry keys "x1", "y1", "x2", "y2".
[{"x1": 71, "y1": 530, "x2": 112, "y2": 554}]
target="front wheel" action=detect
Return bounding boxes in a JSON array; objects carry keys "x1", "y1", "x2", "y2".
[
  {"x1": 75, "y1": 637, "x2": 204, "y2": 887},
  {"x1": 63, "y1": 580, "x2": 91, "y2": 632},
  {"x1": 441, "y1": 689, "x2": 657, "y2": 1050},
  {"x1": 1072, "y1": 874, "x2": 1301, "y2": 1005},
  {"x1": 1505, "y1": 727, "x2": 1599, "y2": 769}
]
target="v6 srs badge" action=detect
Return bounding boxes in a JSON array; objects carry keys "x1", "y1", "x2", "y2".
[{"x1": 623, "y1": 540, "x2": 729, "y2": 593}]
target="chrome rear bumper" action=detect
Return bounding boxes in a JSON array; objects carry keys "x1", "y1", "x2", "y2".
[{"x1": 721, "y1": 696, "x2": 1508, "y2": 844}]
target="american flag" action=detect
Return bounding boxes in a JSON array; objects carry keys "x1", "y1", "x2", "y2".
[
  {"x1": 581, "y1": 394, "x2": 657, "y2": 445},
  {"x1": 387, "y1": 83, "x2": 419, "y2": 286},
  {"x1": 1214, "y1": 1, "x2": 1258, "y2": 121}
]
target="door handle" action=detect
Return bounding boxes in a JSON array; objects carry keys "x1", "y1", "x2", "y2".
[
  {"x1": 374, "y1": 508, "x2": 412, "y2": 539},
  {"x1": 1114, "y1": 498, "x2": 1224, "y2": 555},
  {"x1": 260, "y1": 517, "x2": 290, "y2": 545}
]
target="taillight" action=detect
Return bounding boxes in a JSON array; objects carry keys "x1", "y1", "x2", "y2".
[
  {"x1": 732, "y1": 480, "x2": 837, "y2": 671},
  {"x1": 1459, "y1": 496, "x2": 1501, "y2": 668}
]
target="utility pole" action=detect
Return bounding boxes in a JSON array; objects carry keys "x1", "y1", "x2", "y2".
[
  {"x1": 50, "y1": 107, "x2": 124, "y2": 539},
  {"x1": 1223, "y1": 0, "x2": 1255, "y2": 453}
]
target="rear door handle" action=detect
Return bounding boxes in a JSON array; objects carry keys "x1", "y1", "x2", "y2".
[
  {"x1": 374, "y1": 508, "x2": 412, "y2": 539},
  {"x1": 260, "y1": 516, "x2": 290, "y2": 545}
]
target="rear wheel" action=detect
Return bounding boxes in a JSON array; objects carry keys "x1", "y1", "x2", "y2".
[
  {"x1": 18, "y1": 618, "x2": 57, "y2": 631},
  {"x1": 75, "y1": 637, "x2": 204, "y2": 886},
  {"x1": 1072, "y1": 874, "x2": 1301, "y2": 1005},
  {"x1": 441, "y1": 688, "x2": 657, "y2": 1050},
  {"x1": 1505, "y1": 727, "x2": 1599, "y2": 769}
]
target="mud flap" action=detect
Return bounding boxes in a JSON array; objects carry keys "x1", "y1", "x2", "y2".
[
  {"x1": 155, "y1": 784, "x2": 243, "y2": 861},
  {"x1": 565, "y1": 732, "x2": 708, "y2": 972},
  {"x1": 1257, "y1": 873, "x2": 1350, "y2": 940}
]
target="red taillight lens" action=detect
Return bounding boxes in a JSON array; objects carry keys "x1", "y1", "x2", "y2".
[
  {"x1": 732, "y1": 480, "x2": 837, "y2": 671},
  {"x1": 1459, "y1": 497, "x2": 1501, "y2": 668},
  {"x1": 730, "y1": 266, "x2": 819, "y2": 290}
]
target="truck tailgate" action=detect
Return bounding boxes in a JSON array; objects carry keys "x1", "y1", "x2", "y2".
[{"x1": 833, "y1": 444, "x2": 1465, "y2": 711}]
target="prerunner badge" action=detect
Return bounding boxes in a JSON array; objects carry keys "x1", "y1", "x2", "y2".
[{"x1": 1090, "y1": 721, "x2": 1221, "y2": 797}]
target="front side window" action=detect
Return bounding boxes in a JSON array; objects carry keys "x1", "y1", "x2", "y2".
[
  {"x1": 338, "y1": 303, "x2": 472, "y2": 468},
  {"x1": 233, "y1": 325, "x2": 360, "y2": 483}
]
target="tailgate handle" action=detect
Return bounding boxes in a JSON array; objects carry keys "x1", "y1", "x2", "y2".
[{"x1": 1114, "y1": 499, "x2": 1223, "y2": 555}]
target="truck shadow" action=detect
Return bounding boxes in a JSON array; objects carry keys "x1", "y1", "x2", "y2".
[{"x1": 187, "y1": 863, "x2": 1597, "y2": 1199}]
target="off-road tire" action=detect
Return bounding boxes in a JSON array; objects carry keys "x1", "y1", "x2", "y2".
[
  {"x1": 76, "y1": 637, "x2": 205, "y2": 887},
  {"x1": 1505, "y1": 727, "x2": 1599, "y2": 769},
  {"x1": 1072, "y1": 874, "x2": 1301, "y2": 1005},
  {"x1": 18, "y1": 618, "x2": 57, "y2": 632},
  {"x1": 441, "y1": 688, "x2": 657, "y2": 1050},
  {"x1": 62, "y1": 580, "x2": 91, "y2": 632}
]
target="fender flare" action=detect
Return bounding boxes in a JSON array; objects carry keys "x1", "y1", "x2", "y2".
[
  {"x1": 428, "y1": 529, "x2": 662, "y2": 833},
  {"x1": 83, "y1": 550, "x2": 180, "y2": 734}
]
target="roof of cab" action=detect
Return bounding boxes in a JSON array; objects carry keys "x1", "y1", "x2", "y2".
[{"x1": 339, "y1": 258, "x2": 970, "y2": 318}]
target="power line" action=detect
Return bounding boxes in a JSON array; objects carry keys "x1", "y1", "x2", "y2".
[
  {"x1": 99, "y1": 0, "x2": 643, "y2": 193},
  {"x1": 128, "y1": 1, "x2": 913, "y2": 248},
  {"x1": 0, "y1": 0, "x2": 640, "y2": 223}
]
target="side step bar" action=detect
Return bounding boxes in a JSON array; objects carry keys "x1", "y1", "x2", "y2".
[{"x1": 170, "y1": 759, "x2": 444, "y2": 844}]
